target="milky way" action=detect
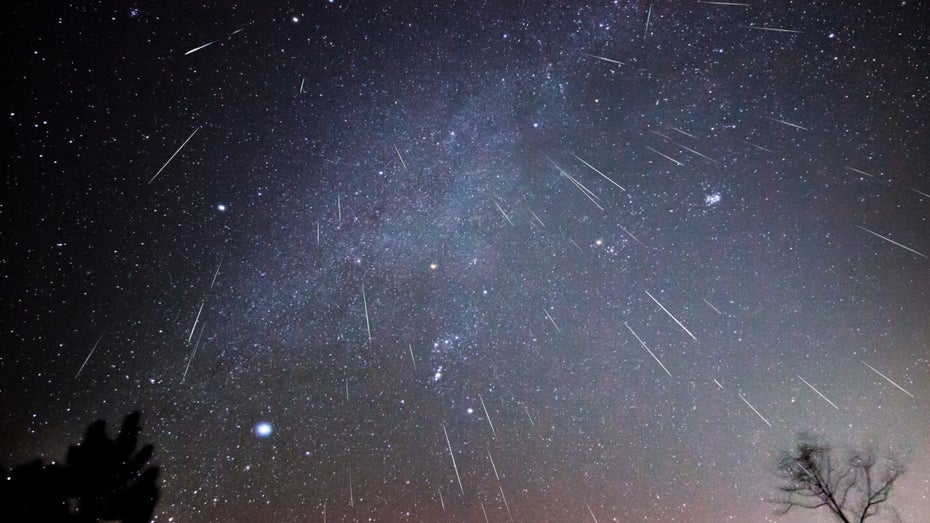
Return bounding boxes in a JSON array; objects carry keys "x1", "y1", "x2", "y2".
[{"x1": 3, "y1": 1, "x2": 928, "y2": 521}]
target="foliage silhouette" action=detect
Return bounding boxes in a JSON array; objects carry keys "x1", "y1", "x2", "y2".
[
  {"x1": 2, "y1": 411, "x2": 159, "y2": 522},
  {"x1": 771, "y1": 432, "x2": 904, "y2": 522}
]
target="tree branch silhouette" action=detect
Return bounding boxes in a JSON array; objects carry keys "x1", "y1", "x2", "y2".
[{"x1": 771, "y1": 433, "x2": 903, "y2": 522}]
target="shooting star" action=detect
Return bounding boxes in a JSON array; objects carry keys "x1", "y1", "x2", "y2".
[
  {"x1": 494, "y1": 201, "x2": 515, "y2": 225},
  {"x1": 337, "y1": 194, "x2": 341, "y2": 223},
  {"x1": 581, "y1": 53, "x2": 625, "y2": 66},
  {"x1": 187, "y1": 301, "x2": 205, "y2": 344},
  {"x1": 572, "y1": 153, "x2": 626, "y2": 191},
  {"x1": 362, "y1": 286, "x2": 372, "y2": 342},
  {"x1": 644, "y1": 290, "x2": 698, "y2": 342},
  {"x1": 739, "y1": 138, "x2": 775, "y2": 153},
  {"x1": 210, "y1": 260, "x2": 222, "y2": 289},
  {"x1": 438, "y1": 489, "x2": 445, "y2": 511},
  {"x1": 149, "y1": 126, "x2": 201, "y2": 183},
  {"x1": 394, "y1": 144, "x2": 407, "y2": 170},
  {"x1": 912, "y1": 188, "x2": 930, "y2": 199},
  {"x1": 624, "y1": 322, "x2": 673, "y2": 378},
  {"x1": 75, "y1": 331, "x2": 106, "y2": 379},
  {"x1": 857, "y1": 225, "x2": 927, "y2": 258},
  {"x1": 480, "y1": 502, "x2": 489, "y2": 523},
  {"x1": 558, "y1": 167, "x2": 605, "y2": 210},
  {"x1": 181, "y1": 322, "x2": 206, "y2": 384},
  {"x1": 862, "y1": 361, "x2": 915, "y2": 398},
  {"x1": 847, "y1": 166, "x2": 876, "y2": 178},
  {"x1": 408, "y1": 344, "x2": 416, "y2": 370},
  {"x1": 650, "y1": 129, "x2": 674, "y2": 141},
  {"x1": 299, "y1": 78, "x2": 305, "y2": 94},
  {"x1": 543, "y1": 153, "x2": 564, "y2": 172},
  {"x1": 547, "y1": 153, "x2": 603, "y2": 203},
  {"x1": 699, "y1": 1, "x2": 749, "y2": 5},
  {"x1": 528, "y1": 208, "x2": 546, "y2": 227},
  {"x1": 796, "y1": 462, "x2": 817, "y2": 482},
  {"x1": 764, "y1": 115, "x2": 809, "y2": 130},
  {"x1": 184, "y1": 40, "x2": 217, "y2": 56},
  {"x1": 797, "y1": 375, "x2": 839, "y2": 410},
  {"x1": 742, "y1": 25, "x2": 803, "y2": 34},
  {"x1": 619, "y1": 225, "x2": 646, "y2": 247},
  {"x1": 702, "y1": 298, "x2": 723, "y2": 315},
  {"x1": 345, "y1": 378, "x2": 349, "y2": 402},
  {"x1": 487, "y1": 446, "x2": 501, "y2": 482},
  {"x1": 739, "y1": 392, "x2": 772, "y2": 427},
  {"x1": 643, "y1": 4, "x2": 652, "y2": 38},
  {"x1": 349, "y1": 472, "x2": 354, "y2": 507},
  {"x1": 586, "y1": 501, "x2": 600, "y2": 523},
  {"x1": 544, "y1": 308, "x2": 560, "y2": 332},
  {"x1": 645, "y1": 145, "x2": 683, "y2": 166},
  {"x1": 229, "y1": 27, "x2": 246, "y2": 36},
  {"x1": 672, "y1": 141, "x2": 720, "y2": 164},
  {"x1": 713, "y1": 378, "x2": 724, "y2": 389},
  {"x1": 524, "y1": 405, "x2": 535, "y2": 427},
  {"x1": 317, "y1": 221, "x2": 321, "y2": 245},
  {"x1": 443, "y1": 423, "x2": 465, "y2": 495},
  {"x1": 670, "y1": 127, "x2": 698, "y2": 139},
  {"x1": 500, "y1": 485, "x2": 514, "y2": 521},
  {"x1": 479, "y1": 394, "x2": 498, "y2": 439}
]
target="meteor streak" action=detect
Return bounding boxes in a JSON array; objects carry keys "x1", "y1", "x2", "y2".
[
  {"x1": 362, "y1": 286, "x2": 372, "y2": 342},
  {"x1": 742, "y1": 25, "x2": 804, "y2": 34},
  {"x1": 581, "y1": 53, "x2": 625, "y2": 66},
  {"x1": 624, "y1": 322, "x2": 673, "y2": 378},
  {"x1": 797, "y1": 375, "x2": 840, "y2": 409},
  {"x1": 764, "y1": 116, "x2": 808, "y2": 130},
  {"x1": 443, "y1": 423, "x2": 465, "y2": 495},
  {"x1": 184, "y1": 40, "x2": 217, "y2": 56},
  {"x1": 862, "y1": 361, "x2": 915, "y2": 398},
  {"x1": 479, "y1": 393, "x2": 498, "y2": 439},
  {"x1": 75, "y1": 331, "x2": 106, "y2": 379},
  {"x1": 149, "y1": 126, "x2": 201, "y2": 183},
  {"x1": 739, "y1": 392, "x2": 772, "y2": 427},
  {"x1": 644, "y1": 290, "x2": 697, "y2": 341},
  {"x1": 572, "y1": 153, "x2": 626, "y2": 191},
  {"x1": 857, "y1": 225, "x2": 927, "y2": 258},
  {"x1": 394, "y1": 144, "x2": 407, "y2": 169}
]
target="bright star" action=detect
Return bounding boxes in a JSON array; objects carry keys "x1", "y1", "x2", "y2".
[
  {"x1": 254, "y1": 422, "x2": 273, "y2": 437},
  {"x1": 217, "y1": 204, "x2": 227, "y2": 212}
]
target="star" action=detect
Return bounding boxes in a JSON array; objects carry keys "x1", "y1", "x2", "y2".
[{"x1": 254, "y1": 422, "x2": 273, "y2": 437}]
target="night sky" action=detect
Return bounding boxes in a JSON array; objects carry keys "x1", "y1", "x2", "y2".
[{"x1": 3, "y1": 1, "x2": 929, "y2": 521}]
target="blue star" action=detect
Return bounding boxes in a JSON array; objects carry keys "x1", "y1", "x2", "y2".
[{"x1": 254, "y1": 422, "x2": 273, "y2": 437}]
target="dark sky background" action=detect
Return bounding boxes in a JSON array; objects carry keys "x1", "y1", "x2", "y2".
[{"x1": 3, "y1": 1, "x2": 928, "y2": 521}]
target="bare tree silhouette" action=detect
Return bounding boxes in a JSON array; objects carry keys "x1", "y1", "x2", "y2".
[
  {"x1": 1, "y1": 411, "x2": 159, "y2": 522},
  {"x1": 772, "y1": 433, "x2": 904, "y2": 522}
]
